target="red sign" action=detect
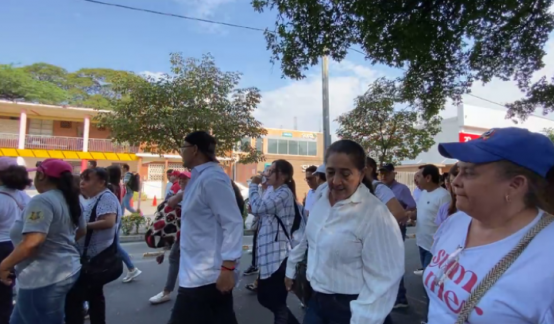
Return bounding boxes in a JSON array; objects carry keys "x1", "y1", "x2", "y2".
[{"x1": 458, "y1": 132, "x2": 481, "y2": 143}]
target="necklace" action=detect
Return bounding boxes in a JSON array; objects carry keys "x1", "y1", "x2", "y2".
[{"x1": 433, "y1": 245, "x2": 464, "y2": 286}]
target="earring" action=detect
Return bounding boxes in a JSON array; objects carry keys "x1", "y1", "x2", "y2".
[{"x1": 505, "y1": 194, "x2": 511, "y2": 203}]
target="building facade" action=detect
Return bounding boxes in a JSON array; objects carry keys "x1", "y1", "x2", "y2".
[{"x1": 0, "y1": 101, "x2": 323, "y2": 199}]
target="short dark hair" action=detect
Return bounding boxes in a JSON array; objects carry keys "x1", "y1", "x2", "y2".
[
  {"x1": 122, "y1": 163, "x2": 130, "y2": 171},
  {"x1": 88, "y1": 160, "x2": 97, "y2": 168},
  {"x1": 166, "y1": 169, "x2": 174, "y2": 174},
  {"x1": 0, "y1": 165, "x2": 31, "y2": 190},
  {"x1": 325, "y1": 139, "x2": 374, "y2": 195},
  {"x1": 305, "y1": 165, "x2": 317, "y2": 173},
  {"x1": 317, "y1": 172, "x2": 326, "y2": 182},
  {"x1": 419, "y1": 164, "x2": 441, "y2": 184}
]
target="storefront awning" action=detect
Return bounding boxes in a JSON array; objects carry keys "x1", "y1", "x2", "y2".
[{"x1": 0, "y1": 148, "x2": 138, "y2": 161}]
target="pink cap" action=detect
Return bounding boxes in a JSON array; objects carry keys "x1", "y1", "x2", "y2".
[
  {"x1": 27, "y1": 159, "x2": 73, "y2": 178},
  {"x1": 179, "y1": 171, "x2": 192, "y2": 179},
  {"x1": 0, "y1": 157, "x2": 19, "y2": 172},
  {"x1": 170, "y1": 170, "x2": 181, "y2": 177}
]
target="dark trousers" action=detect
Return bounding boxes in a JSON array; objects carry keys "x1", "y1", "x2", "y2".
[
  {"x1": 418, "y1": 246, "x2": 433, "y2": 322},
  {"x1": 167, "y1": 283, "x2": 238, "y2": 324},
  {"x1": 304, "y1": 292, "x2": 394, "y2": 324},
  {"x1": 0, "y1": 242, "x2": 13, "y2": 324},
  {"x1": 396, "y1": 224, "x2": 407, "y2": 303},
  {"x1": 65, "y1": 275, "x2": 106, "y2": 324},
  {"x1": 251, "y1": 229, "x2": 258, "y2": 268},
  {"x1": 257, "y1": 260, "x2": 300, "y2": 324}
]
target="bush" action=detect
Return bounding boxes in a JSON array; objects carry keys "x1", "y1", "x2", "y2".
[{"x1": 121, "y1": 211, "x2": 147, "y2": 235}]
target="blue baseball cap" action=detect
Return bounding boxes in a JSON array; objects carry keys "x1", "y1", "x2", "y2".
[{"x1": 438, "y1": 127, "x2": 554, "y2": 177}]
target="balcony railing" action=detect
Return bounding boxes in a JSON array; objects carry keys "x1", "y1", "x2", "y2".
[
  {"x1": 25, "y1": 135, "x2": 84, "y2": 151},
  {"x1": 88, "y1": 138, "x2": 139, "y2": 153},
  {"x1": 0, "y1": 133, "x2": 19, "y2": 149}
]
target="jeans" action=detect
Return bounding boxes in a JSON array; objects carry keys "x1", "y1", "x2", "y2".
[
  {"x1": 117, "y1": 242, "x2": 135, "y2": 271},
  {"x1": 65, "y1": 274, "x2": 106, "y2": 324},
  {"x1": 303, "y1": 292, "x2": 393, "y2": 324},
  {"x1": 0, "y1": 241, "x2": 14, "y2": 323},
  {"x1": 121, "y1": 191, "x2": 137, "y2": 214},
  {"x1": 257, "y1": 259, "x2": 300, "y2": 324},
  {"x1": 396, "y1": 224, "x2": 407, "y2": 303},
  {"x1": 418, "y1": 246, "x2": 433, "y2": 269},
  {"x1": 418, "y1": 246, "x2": 433, "y2": 322},
  {"x1": 164, "y1": 243, "x2": 180, "y2": 293},
  {"x1": 167, "y1": 284, "x2": 238, "y2": 324},
  {"x1": 11, "y1": 272, "x2": 79, "y2": 324}
]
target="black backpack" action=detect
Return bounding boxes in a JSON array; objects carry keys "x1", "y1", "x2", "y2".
[{"x1": 128, "y1": 173, "x2": 140, "y2": 192}]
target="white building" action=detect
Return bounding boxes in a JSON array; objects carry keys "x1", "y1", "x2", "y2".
[{"x1": 403, "y1": 103, "x2": 554, "y2": 166}]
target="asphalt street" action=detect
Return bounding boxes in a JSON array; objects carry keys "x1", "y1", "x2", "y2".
[{"x1": 105, "y1": 228, "x2": 426, "y2": 324}]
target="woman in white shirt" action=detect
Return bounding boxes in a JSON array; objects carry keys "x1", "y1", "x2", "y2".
[
  {"x1": 0, "y1": 158, "x2": 31, "y2": 322},
  {"x1": 249, "y1": 159, "x2": 302, "y2": 324},
  {"x1": 427, "y1": 127, "x2": 554, "y2": 324},
  {"x1": 285, "y1": 140, "x2": 405, "y2": 324}
]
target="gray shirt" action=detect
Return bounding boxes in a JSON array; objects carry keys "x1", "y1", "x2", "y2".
[{"x1": 10, "y1": 190, "x2": 85, "y2": 289}]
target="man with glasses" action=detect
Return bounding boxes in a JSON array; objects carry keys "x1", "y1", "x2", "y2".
[{"x1": 303, "y1": 165, "x2": 318, "y2": 215}]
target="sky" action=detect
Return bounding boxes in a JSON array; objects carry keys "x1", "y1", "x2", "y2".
[{"x1": 1, "y1": 0, "x2": 554, "y2": 136}]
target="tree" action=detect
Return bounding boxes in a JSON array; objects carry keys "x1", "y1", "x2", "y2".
[
  {"x1": 0, "y1": 64, "x2": 68, "y2": 104},
  {"x1": 507, "y1": 76, "x2": 554, "y2": 120},
  {"x1": 96, "y1": 53, "x2": 267, "y2": 163},
  {"x1": 336, "y1": 78, "x2": 441, "y2": 164},
  {"x1": 252, "y1": 0, "x2": 554, "y2": 119},
  {"x1": 544, "y1": 127, "x2": 554, "y2": 143}
]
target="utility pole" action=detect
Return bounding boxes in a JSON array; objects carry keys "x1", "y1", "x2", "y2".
[{"x1": 322, "y1": 54, "x2": 331, "y2": 149}]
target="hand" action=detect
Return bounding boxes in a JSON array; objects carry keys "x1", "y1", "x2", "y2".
[
  {"x1": 251, "y1": 175, "x2": 263, "y2": 185},
  {"x1": 156, "y1": 254, "x2": 165, "y2": 264},
  {"x1": 284, "y1": 276, "x2": 294, "y2": 291},
  {"x1": 0, "y1": 269, "x2": 12, "y2": 286},
  {"x1": 216, "y1": 269, "x2": 235, "y2": 293}
]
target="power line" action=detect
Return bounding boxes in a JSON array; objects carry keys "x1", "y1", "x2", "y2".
[
  {"x1": 83, "y1": 0, "x2": 510, "y2": 110},
  {"x1": 83, "y1": 0, "x2": 268, "y2": 32}
]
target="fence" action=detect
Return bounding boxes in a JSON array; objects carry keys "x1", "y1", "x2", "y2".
[
  {"x1": 25, "y1": 135, "x2": 84, "y2": 151},
  {"x1": 396, "y1": 171, "x2": 417, "y2": 192},
  {"x1": 0, "y1": 133, "x2": 18, "y2": 148}
]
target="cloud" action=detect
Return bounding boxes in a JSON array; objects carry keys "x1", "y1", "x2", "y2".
[
  {"x1": 140, "y1": 71, "x2": 165, "y2": 81},
  {"x1": 255, "y1": 60, "x2": 382, "y2": 137},
  {"x1": 172, "y1": 0, "x2": 236, "y2": 33}
]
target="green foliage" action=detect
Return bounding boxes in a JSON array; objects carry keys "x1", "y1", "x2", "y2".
[
  {"x1": 0, "y1": 62, "x2": 139, "y2": 110},
  {"x1": 96, "y1": 53, "x2": 267, "y2": 164},
  {"x1": 0, "y1": 64, "x2": 68, "y2": 104},
  {"x1": 252, "y1": 0, "x2": 554, "y2": 119},
  {"x1": 121, "y1": 213, "x2": 147, "y2": 235},
  {"x1": 507, "y1": 76, "x2": 554, "y2": 120},
  {"x1": 336, "y1": 78, "x2": 441, "y2": 164},
  {"x1": 544, "y1": 127, "x2": 554, "y2": 143}
]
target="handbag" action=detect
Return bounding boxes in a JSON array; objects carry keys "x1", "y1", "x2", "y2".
[
  {"x1": 274, "y1": 202, "x2": 313, "y2": 304},
  {"x1": 455, "y1": 213, "x2": 554, "y2": 324},
  {"x1": 81, "y1": 193, "x2": 123, "y2": 286}
]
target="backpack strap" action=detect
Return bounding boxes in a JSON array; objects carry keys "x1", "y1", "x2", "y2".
[
  {"x1": 0, "y1": 191, "x2": 25, "y2": 211},
  {"x1": 274, "y1": 202, "x2": 302, "y2": 242}
]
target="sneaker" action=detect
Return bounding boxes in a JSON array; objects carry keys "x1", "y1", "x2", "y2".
[
  {"x1": 245, "y1": 282, "x2": 257, "y2": 292},
  {"x1": 413, "y1": 268, "x2": 424, "y2": 276},
  {"x1": 393, "y1": 300, "x2": 409, "y2": 309},
  {"x1": 83, "y1": 301, "x2": 90, "y2": 319},
  {"x1": 122, "y1": 268, "x2": 142, "y2": 283},
  {"x1": 243, "y1": 266, "x2": 259, "y2": 276},
  {"x1": 149, "y1": 292, "x2": 171, "y2": 305}
]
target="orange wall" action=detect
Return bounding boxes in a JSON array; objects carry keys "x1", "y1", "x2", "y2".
[
  {"x1": 89, "y1": 123, "x2": 111, "y2": 139},
  {"x1": 52, "y1": 121, "x2": 82, "y2": 137}
]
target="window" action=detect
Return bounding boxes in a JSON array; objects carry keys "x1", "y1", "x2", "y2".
[
  {"x1": 278, "y1": 140, "x2": 288, "y2": 154},
  {"x1": 266, "y1": 138, "x2": 317, "y2": 156},
  {"x1": 268, "y1": 139, "x2": 278, "y2": 154},
  {"x1": 60, "y1": 121, "x2": 72, "y2": 128},
  {"x1": 308, "y1": 142, "x2": 317, "y2": 156},
  {"x1": 255, "y1": 138, "x2": 263, "y2": 152},
  {"x1": 235, "y1": 138, "x2": 252, "y2": 152}
]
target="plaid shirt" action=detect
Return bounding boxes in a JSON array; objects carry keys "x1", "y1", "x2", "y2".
[{"x1": 249, "y1": 183, "x2": 296, "y2": 279}]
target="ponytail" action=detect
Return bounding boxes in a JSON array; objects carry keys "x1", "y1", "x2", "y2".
[
  {"x1": 52, "y1": 172, "x2": 82, "y2": 226},
  {"x1": 362, "y1": 177, "x2": 376, "y2": 196},
  {"x1": 285, "y1": 178, "x2": 298, "y2": 202}
]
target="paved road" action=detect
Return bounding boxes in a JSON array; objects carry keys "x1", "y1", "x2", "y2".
[{"x1": 106, "y1": 229, "x2": 426, "y2": 323}]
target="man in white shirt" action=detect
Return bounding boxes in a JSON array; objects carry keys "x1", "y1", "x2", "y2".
[
  {"x1": 168, "y1": 131, "x2": 243, "y2": 324},
  {"x1": 303, "y1": 165, "x2": 319, "y2": 214}
]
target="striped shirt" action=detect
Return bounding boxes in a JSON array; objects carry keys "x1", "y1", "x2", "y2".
[{"x1": 249, "y1": 183, "x2": 296, "y2": 279}]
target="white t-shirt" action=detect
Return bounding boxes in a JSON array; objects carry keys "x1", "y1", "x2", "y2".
[
  {"x1": 304, "y1": 189, "x2": 316, "y2": 211},
  {"x1": 0, "y1": 188, "x2": 31, "y2": 242},
  {"x1": 416, "y1": 187, "x2": 451, "y2": 251},
  {"x1": 373, "y1": 180, "x2": 395, "y2": 204},
  {"x1": 425, "y1": 211, "x2": 554, "y2": 324}
]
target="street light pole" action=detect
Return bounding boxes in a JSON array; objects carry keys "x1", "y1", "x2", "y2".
[{"x1": 322, "y1": 54, "x2": 331, "y2": 149}]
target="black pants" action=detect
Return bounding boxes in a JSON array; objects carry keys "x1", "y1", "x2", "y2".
[
  {"x1": 396, "y1": 224, "x2": 407, "y2": 303},
  {"x1": 257, "y1": 259, "x2": 300, "y2": 324},
  {"x1": 251, "y1": 228, "x2": 258, "y2": 267},
  {"x1": 65, "y1": 275, "x2": 106, "y2": 324},
  {"x1": 0, "y1": 242, "x2": 13, "y2": 324},
  {"x1": 167, "y1": 283, "x2": 238, "y2": 324}
]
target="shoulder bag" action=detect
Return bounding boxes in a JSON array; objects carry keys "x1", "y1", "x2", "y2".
[
  {"x1": 455, "y1": 213, "x2": 554, "y2": 324},
  {"x1": 274, "y1": 202, "x2": 313, "y2": 304},
  {"x1": 81, "y1": 193, "x2": 123, "y2": 286}
]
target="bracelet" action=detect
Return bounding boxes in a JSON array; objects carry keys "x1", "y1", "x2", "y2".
[{"x1": 221, "y1": 265, "x2": 235, "y2": 271}]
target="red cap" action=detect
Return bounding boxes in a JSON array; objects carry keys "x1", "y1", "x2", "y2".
[
  {"x1": 27, "y1": 159, "x2": 73, "y2": 178},
  {"x1": 170, "y1": 170, "x2": 181, "y2": 177},
  {"x1": 179, "y1": 171, "x2": 191, "y2": 179}
]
